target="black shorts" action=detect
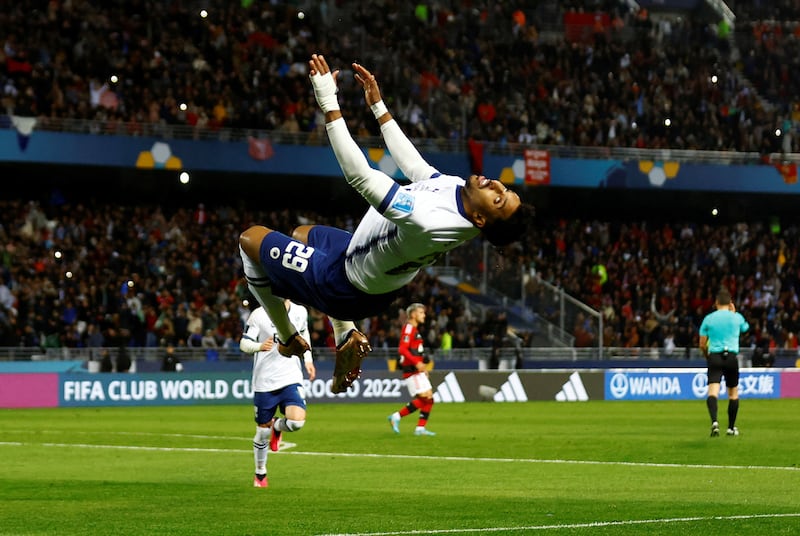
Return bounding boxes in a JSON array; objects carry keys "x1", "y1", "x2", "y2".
[{"x1": 707, "y1": 351, "x2": 739, "y2": 387}]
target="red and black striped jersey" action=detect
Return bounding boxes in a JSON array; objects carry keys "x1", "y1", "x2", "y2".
[{"x1": 398, "y1": 322, "x2": 425, "y2": 378}]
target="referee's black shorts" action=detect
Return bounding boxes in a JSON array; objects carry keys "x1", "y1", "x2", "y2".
[{"x1": 707, "y1": 351, "x2": 739, "y2": 387}]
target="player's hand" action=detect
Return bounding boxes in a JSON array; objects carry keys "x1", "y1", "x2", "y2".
[
  {"x1": 305, "y1": 362, "x2": 316, "y2": 381},
  {"x1": 308, "y1": 54, "x2": 340, "y2": 112},
  {"x1": 353, "y1": 63, "x2": 383, "y2": 106},
  {"x1": 260, "y1": 339, "x2": 274, "y2": 352},
  {"x1": 309, "y1": 53, "x2": 338, "y2": 79}
]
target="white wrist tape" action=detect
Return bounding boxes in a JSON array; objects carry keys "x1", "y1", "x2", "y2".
[
  {"x1": 370, "y1": 100, "x2": 388, "y2": 118},
  {"x1": 311, "y1": 71, "x2": 340, "y2": 112}
]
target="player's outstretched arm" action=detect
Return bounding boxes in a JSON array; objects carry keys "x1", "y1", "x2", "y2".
[
  {"x1": 353, "y1": 62, "x2": 389, "y2": 123},
  {"x1": 309, "y1": 54, "x2": 396, "y2": 208},
  {"x1": 309, "y1": 54, "x2": 342, "y2": 122},
  {"x1": 353, "y1": 62, "x2": 438, "y2": 183}
]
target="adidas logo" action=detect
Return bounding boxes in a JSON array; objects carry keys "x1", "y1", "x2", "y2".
[
  {"x1": 433, "y1": 372, "x2": 465, "y2": 403},
  {"x1": 555, "y1": 371, "x2": 589, "y2": 402},
  {"x1": 492, "y1": 371, "x2": 528, "y2": 402}
]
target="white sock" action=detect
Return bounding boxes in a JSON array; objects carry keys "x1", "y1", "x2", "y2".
[
  {"x1": 330, "y1": 318, "x2": 357, "y2": 346},
  {"x1": 240, "y1": 245, "x2": 297, "y2": 342},
  {"x1": 253, "y1": 426, "x2": 270, "y2": 474},
  {"x1": 273, "y1": 417, "x2": 286, "y2": 433}
]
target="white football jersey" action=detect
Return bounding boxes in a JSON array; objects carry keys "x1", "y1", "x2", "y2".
[
  {"x1": 345, "y1": 173, "x2": 479, "y2": 294},
  {"x1": 245, "y1": 305, "x2": 311, "y2": 392}
]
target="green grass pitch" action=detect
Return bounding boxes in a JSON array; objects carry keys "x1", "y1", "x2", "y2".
[{"x1": 1, "y1": 399, "x2": 799, "y2": 535}]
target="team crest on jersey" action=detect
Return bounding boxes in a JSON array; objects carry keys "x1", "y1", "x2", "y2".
[{"x1": 391, "y1": 192, "x2": 415, "y2": 213}]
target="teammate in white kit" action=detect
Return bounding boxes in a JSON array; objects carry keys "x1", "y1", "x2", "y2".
[
  {"x1": 239, "y1": 53, "x2": 534, "y2": 393},
  {"x1": 241, "y1": 301, "x2": 316, "y2": 488}
]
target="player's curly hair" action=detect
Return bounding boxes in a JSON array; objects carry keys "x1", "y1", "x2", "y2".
[{"x1": 481, "y1": 202, "x2": 536, "y2": 247}]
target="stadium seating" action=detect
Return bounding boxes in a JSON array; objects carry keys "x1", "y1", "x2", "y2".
[
  {"x1": 0, "y1": 193, "x2": 797, "y2": 368},
  {"x1": 1, "y1": 0, "x2": 796, "y2": 152}
]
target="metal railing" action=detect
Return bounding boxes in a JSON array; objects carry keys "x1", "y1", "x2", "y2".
[
  {"x1": 524, "y1": 273, "x2": 602, "y2": 355},
  {"x1": 1, "y1": 345, "x2": 790, "y2": 364},
  {"x1": 3, "y1": 114, "x2": 795, "y2": 165}
]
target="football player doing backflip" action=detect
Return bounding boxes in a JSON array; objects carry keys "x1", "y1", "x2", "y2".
[{"x1": 238, "y1": 54, "x2": 534, "y2": 393}]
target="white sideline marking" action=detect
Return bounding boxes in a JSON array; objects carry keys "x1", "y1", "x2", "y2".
[
  {"x1": 281, "y1": 450, "x2": 800, "y2": 472},
  {"x1": 313, "y1": 513, "x2": 800, "y2": 536},
  {"x1": 1, "y1": 440, "x2": 799, "y2": 473},
  {"x1": 4, "y1": 429, "x2": 245, "y2": 441},
  {"x1": 2, "y1": 429, "x2": 298, "y2": 451}
]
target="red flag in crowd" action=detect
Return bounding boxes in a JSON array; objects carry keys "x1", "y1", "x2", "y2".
[
  {"x1": 468, "y1": 138, "x2": 484, "y2": 175},
  {"x1": 248, "y1": 137, "x2": 274, "y2": 161},
  {"x1": 775, "y1": 161, "x2": 798, "y2": 184}
]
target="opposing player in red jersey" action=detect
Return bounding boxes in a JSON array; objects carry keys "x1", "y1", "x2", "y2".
[{"x1": 387, "y1": 303, "x2": 436, "y2": 436}]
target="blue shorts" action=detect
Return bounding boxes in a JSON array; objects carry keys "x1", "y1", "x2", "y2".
[
  {"x1": 254, "y1": 384, "x2": 307, "y2": 425},
  {"x1": 259, "y1": 225, "x2": 399, "y2": 319}
]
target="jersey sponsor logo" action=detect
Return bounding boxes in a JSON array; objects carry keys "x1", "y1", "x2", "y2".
[{"x1": 391, "y1": 192, "x2": 415, "y2": 213}]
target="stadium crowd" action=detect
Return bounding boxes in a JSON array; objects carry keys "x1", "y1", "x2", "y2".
[
  {"x1": 1, "y1": 0, "x2": 799, "y2": 153},
  {"x1": 0, "y1": 196, "x2": 798, "y2": 364}
]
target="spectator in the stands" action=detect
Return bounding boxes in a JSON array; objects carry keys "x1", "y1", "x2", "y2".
[{"x1": 2, "y1": 0, "x2": 795, "y2": 153}]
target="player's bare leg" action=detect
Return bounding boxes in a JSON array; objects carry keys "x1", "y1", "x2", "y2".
[
  {"x1": 291, "y1": 224, "x2": 314, "y2": 244},
  {"x1": 239, "y1": 226, "x2": 311, "y2": 357}
]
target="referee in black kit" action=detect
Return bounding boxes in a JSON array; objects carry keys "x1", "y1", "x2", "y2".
[{"x1": 698, "y1": 288, "x2": 750, "y2": 437}]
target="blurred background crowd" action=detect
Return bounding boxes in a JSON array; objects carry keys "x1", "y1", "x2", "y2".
[
  {"x1": 3, "y1": 0, "x2": 800, "y2": 152},
  {"x1": 1, "y1": 196, "x2": 798, "y2": 363}
]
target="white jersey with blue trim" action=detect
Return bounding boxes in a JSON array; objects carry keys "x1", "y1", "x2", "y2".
[
  {"x1": 345, "y1": 173, "x2": 479, "y2": 295},
  {"x1": 245, "y1": 305, "x2": 311, "y2": 392}
]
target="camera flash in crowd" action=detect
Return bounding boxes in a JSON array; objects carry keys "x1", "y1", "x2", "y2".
[
  {"x1": 179, "y1": 171, "x2": 190, "y2": 184},
  {"x1": 200, "y1": 9, "x2": 208, "y2": 18}
]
